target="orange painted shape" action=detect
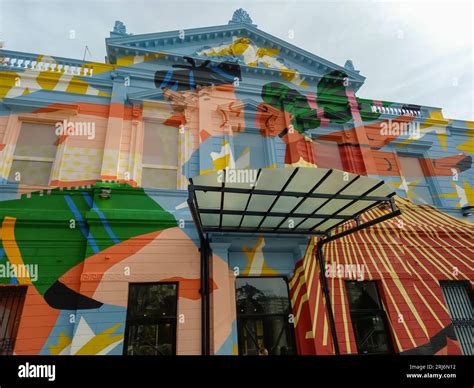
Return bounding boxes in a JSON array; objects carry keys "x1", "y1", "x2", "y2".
[
  {"x1": 446, "y1": 337, "x2": 463, "y2": 355},
  {"x1": 116, "y1": 179, "x2": 138, "y2": 187},
  {"x1": 13, "y1": 286, "x2": 60, "y2": 355},
  {"x1": 55, "y1": 134, "x2": 68, "y2": 145},
  {"x1": 164, "y1": 113, "x2": 186, "y2": 128},
  {"x1": 34, "y1": 102, "x2": 136, "y2": 120},
  {"x1": 0, "y1": 217, "x2": 32, "y2": 285},
  {"x1": 59, "y1": 230, "x2": 162, "y2": 296},
  {"x1": 100, "y1": 175, "x2": 118, "y2": 181},
  {"x1": 50, "y1": 179, "x2": 98, "y2": 187},
  {"x1": 200, "y1": 129, "x2": 211, "y2": 142},
  {"x1": 108, "y1": 102, "x2": 125, "y2": 118}
]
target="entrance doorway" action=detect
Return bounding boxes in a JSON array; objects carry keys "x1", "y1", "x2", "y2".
[{"x1": 236, "y1": 277, "x2": 295, "y2": 355}]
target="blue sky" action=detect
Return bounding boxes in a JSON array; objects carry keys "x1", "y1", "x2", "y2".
[{"x1": 0, "y1": 0, "x2": 472, "y2": 120}]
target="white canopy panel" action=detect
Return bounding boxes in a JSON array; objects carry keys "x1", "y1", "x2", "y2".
[{"x1": 189, "y1": 167, "x2": 397, "y2": 236}]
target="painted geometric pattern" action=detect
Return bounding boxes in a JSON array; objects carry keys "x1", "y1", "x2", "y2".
[
  {"x1": 59, "y1": 147, "x2": 102, "y2": 182},
  {"x1": 289, "y1": 197, "x2": 471, "y2": 355},
  {"x1": 0, "y1": 19, "x2": 472, "y2": 356}
]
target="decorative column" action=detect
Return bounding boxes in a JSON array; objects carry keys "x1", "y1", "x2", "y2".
[
  {"x1": 123, "y1": 104, "x2": 143, "y2": 187},
  {"x1": 0, "y1": 114, "x2": 20, "y2": 183},
  {"x1": 100, "y1": 72, "x2": 127, "y2": 181},
  {"x1": 346, "y1": 88, "x2": 377, "y2": 175},
  {"x1": 198, "y1": 88, "x2": 213, "y2": 172},
  {"x1": 178, "y1": 117, "x2": 191, "y2": 189}
]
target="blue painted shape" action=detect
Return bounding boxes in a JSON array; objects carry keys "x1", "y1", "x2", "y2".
[
  {"x1": 188, "y1": 70, "x2": 195, "y2": 89},
  {"x1": 81, "y1": 192, "x2": 120, "y2": 244},
  {"x1": 215, "y1": 319, "x2": 238, "y2": 355},
  {"x1": 64, "y1": 195, "x2": 99, "y2": 254},
  {"x1": 160, "y1": 69, "x2": 173, "y2": 88},
  {"x1": 210, "y1": 65, "x2": 236, "y2": 81},
  {"x1": 39, "y1": 309, "x2": 75, "y2": 355}
]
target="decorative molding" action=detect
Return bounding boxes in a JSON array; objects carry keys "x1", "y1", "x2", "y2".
[
  {"x1": 449, "y1": 125, "x2": 474, "y2": 136},
  {"x1": 390, "y1": 138, "x2": 433, "y2": 150},
  {"x1": 229, "y1": 8, "x2": 256, "y2": 26},
  {"x1": 105, "y1": 24, "x2": 365, "y2": 84},
  {"x1": 2, "y1": 98, "x2": 80, "y2": 113}
]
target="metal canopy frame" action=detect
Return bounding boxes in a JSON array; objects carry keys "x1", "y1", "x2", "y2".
[
  {"x1": 187, "y1": 167, "x2": 402, "y2": 355},
  {"x1": 188, "y1": 168, "x2": 401, "y2": 240}
]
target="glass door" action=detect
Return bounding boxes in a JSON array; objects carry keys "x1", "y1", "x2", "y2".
[{"x1": 236, "y1": 277, "x2": 295, "y2": 355}]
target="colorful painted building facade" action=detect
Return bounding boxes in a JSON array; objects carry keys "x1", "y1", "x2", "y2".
[{"x1": 0, "y1": 9, "x2": 472, "y2": 356}]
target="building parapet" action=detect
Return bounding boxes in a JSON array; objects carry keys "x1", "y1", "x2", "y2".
[{"x1": 0, "y1": 49, "x2": 95, "y2": 77}]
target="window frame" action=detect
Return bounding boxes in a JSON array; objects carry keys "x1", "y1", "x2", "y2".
[
  {"x1": 312, "y1": 137, "x2": 346, "y2": 171},
  {"x1": 396, "y1": 152, "x2": 440, "y2": 206},
  {"x1": 140, "y1": 118, "x2": 181, "y2": 190},
  {"x1": 8, "y1": 120, "x2": 62, "y2": 187},
  {"x1": 123, "y1": 282, "x2": 179, "y2": 356},
  {"x1": 311, "y1": 132, "x2": 353, "y2": 172},
  {"x1": 0, "y1": 286, "x2": 28, "y2": 355},
  {"x1": 235, "y1": 275, "x2": 296, "y2": 356},
  {"x1": 345, "y1": 280, "x2": 395, "y2": 355}
]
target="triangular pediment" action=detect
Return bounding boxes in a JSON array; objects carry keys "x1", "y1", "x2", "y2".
[{"x1": 106, "y1": 23, "x2": 365, "y2": 90}]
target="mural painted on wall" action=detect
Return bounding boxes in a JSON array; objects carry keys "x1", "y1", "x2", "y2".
[
  {"x1": 155, "y1": 56, "x2": 241, "y2": 91},
  {"x1": 289, "y1": 197, "x2": 472, "y2": 355},
  {"x1": 196, "y1": 37, "x2": 308, "y2": 88},
  {"x1": 0, "y1": 16, "x2": 472, "y2": 356},
  {"x1": 0, "y1": 48, "x2": 472, "y2": 210}
]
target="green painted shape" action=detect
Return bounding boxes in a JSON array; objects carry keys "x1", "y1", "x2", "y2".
[
  {"x1": 0, "y1": 189, "x2": 89, "y2": 294},
  {"x1": 316, "y1": 70, "x2": 352, "y2": 124},
  {"x1": 356, "y1": 97, "x2": 391, "y2": 122},
  {"x1": 85, "y1": 182, "x2": 177, "y2": 256},
  {"x1": 261, "y1": 72, "x2": 395, "y2": 132},
  {"x1": 261, "y1": 82, "x2": 320, "y2": 134},
  {"x1": 0, "y1": 183, "x2": 177, "y2": 296}
]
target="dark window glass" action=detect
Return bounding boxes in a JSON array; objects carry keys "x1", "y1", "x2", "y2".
[
  {"x1": 236, "y1": 277, "x2": 296, "y2": 355},
  {"x1": 127, "y1": 283, "x2": 177, "y2": 319},
  {"x1": 345, "y1": 281, "x2": 393, "y2": 355},
  {"x1": 346, "y1": 281, "x2": 382, "y2": 311},
  {"x1": 126, "y1": 323, "x2": 174, "y2": 356},
  {"x1": 124, "y1": 283, "x2": 177, "y2": 355},
  {"x1": 0, "y1": 286, "x2": 27, "y2": 355},
  {"x1": 236, "y1": 277, "x2": 291, "y2": 315}
]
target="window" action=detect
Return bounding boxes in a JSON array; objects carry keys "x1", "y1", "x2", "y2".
[
  {"x1": 398, "y1": 155, "x2": 434, "y2": 205},
  {"x1": 345, "y1": 281, "x2": 394, "y2": 354},
  {"x1": 313, "y1": 139, "x2": 344, "y2": 170},
  {"x1": 142, "y1": 121, "x2": 178, "y2": 189},
  {"x1": 440, "y1": 281, "x2": 473, "y2": 355},
  {"x1": 0, "y1": 286, "x2": 27, "y2": 355},
  {"x1": 123, "y1": 283, "x2": 178, "y2": 355},
  {"x1": 8, "y1": 122, "x2": 58, "y2": 186},
  {"x1": 236, "y1": 277, "x2": 296, "y2": 355}
]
